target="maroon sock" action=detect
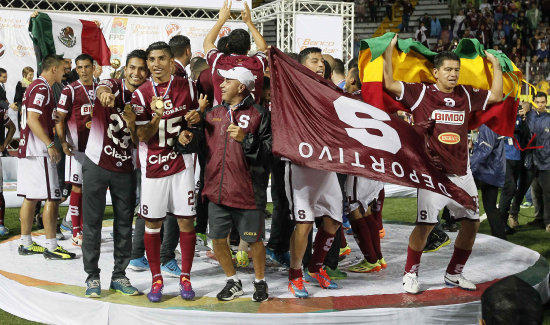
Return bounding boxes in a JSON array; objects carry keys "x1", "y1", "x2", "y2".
[
  {"x1": 350, "y1": 218, "x2": 377, "y2": 263},
  {"x1": 289, "y1": 268, "x2": 303, "y2": 280},
  {"x1": 69, "y1": 192, "x2": 82, "y2": 236},
  {"x1": 0, "y1": 193, "x2": 5, "y2": 226},
  {"x1": 307, "y1": 227, "x2": 336, "y2": 273},
  {"x1": 446, "y1": 247, "x2": 472, "y2": 275},
  {"x1": 144, "y1": 230, "x2": 163, "y2": 283},
  {"x1": 373, "y1": 189, "x2": 385, "y2": 230},
  {"x1": 404, "y1": 245, "x2": 423, "y2": 274},
  {"x1": 339, "y1": 227, "x2": 348, "y2": 248},
  {"x1": 365, "y1": 216, "x2": 382, "y2": 259},
  {"x1": 179, "y1": 230, "x2": 196, "y2": 279}
]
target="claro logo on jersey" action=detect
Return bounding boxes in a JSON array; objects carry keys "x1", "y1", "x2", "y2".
[
  {"x1": 431, "y1": 110, "x2": 465, "y2": 125},
  {"x1": 103, "y1": 145, "x2": 132, "y2": 161},
  {"x1": 438, "y1": 132, "x2": 461, "y2": 144}
]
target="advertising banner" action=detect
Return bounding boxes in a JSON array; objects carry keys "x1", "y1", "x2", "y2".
[{"x1": 294, "y1": 14, "x2": 343, "y2": 59}]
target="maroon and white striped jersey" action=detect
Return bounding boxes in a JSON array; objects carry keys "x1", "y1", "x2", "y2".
[
  {"x1": 18, "y1": 77, "x2": 55, "y2": 158},
  {"x1": 397, "y1": 82, "x2": 490, "y2": 175},
  {"x1": 85, "y1": 78, "x2": 134, "y2": 172},
  {"x1": 174, "y1": 59, "x2": 188, "y2": 79},
  {"x1": 132, "y1": 76, "x2": 198, "y2": 178},
  {"x1": 57, "y1": 80, "x2": 96, "y2": 152},
  {"x1": 206, "y1": 48, "x2": 267, "y2": 106}
]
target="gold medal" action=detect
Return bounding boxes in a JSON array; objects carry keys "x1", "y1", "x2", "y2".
[
  {"x1": 155, "y1": 100, "x2": 164, "y2": 109},
  {"x1": 124, "y1": 104, "x2": 132, "y2": 112}
]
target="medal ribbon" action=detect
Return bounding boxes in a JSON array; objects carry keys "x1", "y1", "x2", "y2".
[
  {"x1": 151, "y1": 75, "x2": 174, "y2": 102},
  {"x1": 121, "y1": 79, "x2": 130, "y2": 105},
  {"x1": 77, "y1": 80, "x2": 96, "y2": 107}
]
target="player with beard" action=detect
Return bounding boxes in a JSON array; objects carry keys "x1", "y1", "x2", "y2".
[
  {"x1": 383, "y1": 34, "x2": 503, "y2": 293},
  {"x1": 55, "y1": 53, "x2": 97, "y2": 247},
  {"x1": 286, "y1": 47, "x2": 342, "y2": 298},
  {"x1": 82, "y1": 50, "x2": 148, "y2": 298},
  {"x1": 17, "y1": 54, "x2": 75, "y2": 259},
  {"x1": 133, "y1": 41, "x2": 205, "y2": 302}
]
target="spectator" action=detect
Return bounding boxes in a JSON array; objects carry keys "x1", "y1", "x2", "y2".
[
  {"x1": 476, "y1": 24, "x2": 490, "y2": 48},
  {"x1": 431, "y1": 15, "x2": 442, "y2": 38},
  {"x1": 356, "y1": 0, "x2": 367, "y2": 22},
  {"x1": 526, "y1": 2, "x2": 542, "y2": 33},
  {"x1": 421, "y1": 13, "x2": 432, "y2": 35},
  {"x1": 536, "y1": 74, "x2": 550, "y2": 95},
  {"x1": 493, "y1": 24, "x2": 506, "y2": 46},
  {"x1": 479, "y1": 0, "x2": 491, "y2": 12},
  {"x1": 369, "y1": 0, "x2": 377, "y2": 22},
  {"x1": 385, "y1": 0, "x2": 394, "y2": 21},
  {"x1": 536, "y1": 42, "x2": 549, "y2": 60},
  {"x1": 452, "y1": 10, "x2": 466, "y2": 39},
  {"x1": 415, "y1": 22, "x2": 428, "y2": 47},
  {"x1": 401, "y1": 0, "x2": 413, "y2": 32},
  {"x1": 439, "y1": 25, "x2": 451, "y2": 47},
  {"x1": 13, "y1": 66, "x2": 34, "y2": 129}
]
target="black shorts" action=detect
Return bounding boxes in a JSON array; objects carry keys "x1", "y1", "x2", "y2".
[{"x1": 208, "y1": 202, "x2": 265, "y2": 243}]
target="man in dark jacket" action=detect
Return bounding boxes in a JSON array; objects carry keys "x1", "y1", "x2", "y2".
[
  {"x1": 470, "y1": 125, "x2": 506, "y2": 239},
  {"x1": 188, "y1": 66, "x2": 271, "y2": 302}
]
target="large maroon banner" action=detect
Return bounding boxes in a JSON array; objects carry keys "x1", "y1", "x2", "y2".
[{"x1": 268, "y1": 47, "x2": 476, "y2": 210}]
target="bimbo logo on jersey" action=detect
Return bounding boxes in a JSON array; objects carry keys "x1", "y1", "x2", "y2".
[
  {"x1": 431, "y1": 110, "x2": 465, "y2": 125},
  {"x1": 81, "y1": 104, "x2": 92, "y2": 115}
]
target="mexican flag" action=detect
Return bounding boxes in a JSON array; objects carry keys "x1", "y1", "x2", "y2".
[
  {"x1": 29, "y1": 12, "x2": 111, "y2": 66},
  {"x1": 359, "y1": 32, "x2": 524, "y2": 137}
]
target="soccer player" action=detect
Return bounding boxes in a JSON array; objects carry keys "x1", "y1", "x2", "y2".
[
  {"x1": 343, "y1": 67, "x2": 386, "y2": 273},
  {"x1": 286, "y1": 47, "x2": 342, "y2": 298},
  {"x1": 17, "y1": 54, "x2": 75, "y2": 260},
  {"x1": 133, "y1": 41, "x2": 203, "y2": 302},
  {"x1": 169, "y1": 35, "x2": 192, "y2": 79},
  {"x1": 382, "y1": 34, "x2": 503, "y2": 293},
  {"x1": 204, "y1": 0, "x2": 267, "y2": 106},
  {"x1": 55, "y1": 53, "x2": 97, "y2": 246},
  {"x1": 82, "y1": 49, "x2": 149, "y2": 298},
  {"x1": 193, "y1": 66, "x2": 271, "y2": 302}
]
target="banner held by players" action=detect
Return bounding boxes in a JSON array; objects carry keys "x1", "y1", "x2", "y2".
[{"x1": 268, "y1": 46, "x2": 476, "y2": 210}]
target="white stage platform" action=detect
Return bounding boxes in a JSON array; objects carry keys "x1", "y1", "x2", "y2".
[{"x1": 0, "y1": 221, "x2": 548, "y2": 325}]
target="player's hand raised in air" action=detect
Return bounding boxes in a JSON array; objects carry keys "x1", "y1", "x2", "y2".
[
  {"x1": 185, "y1": 110, "x2": 201, "y2": 125},
  {"x1": 241, "y1": 1, "x2": 252, "y2": 24},
  {"x1": 98, "y1": 92, "x2": 116, "y2": 107},
  {"x1": 198, "y1": 93, "x2": 210, "y2": 113},
  {"x1": 219, "y1": 0, "x2": 232, "y2": 22},
  {"x1": 178, "y1": 130, "x2": 194, "y2": 146},
  {"x1": 227, "y1": 124, "x2": 245, "y2": 142}
]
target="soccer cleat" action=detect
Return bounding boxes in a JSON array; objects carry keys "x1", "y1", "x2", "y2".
[
  {"x1": 265, "y1": 247, "x2": 290, "y2": 268},
  {"x1": 252, "y1": 280, "x2": 269, "y2": 302},
  {"x1": 339, "y1": 244, "x2": 351, "y2": 258},
  {"x1": 110, "y1": 277, "x2": 139, "y2": 296},
  {"x1": 508, "y1": 215, "x2": 520, "y2": 228},
  {"x1": 444, "y1": 272, "x2": 476, "y2": 291},
  {"x1": 305, "y1": 268, "x2": 338, "y2": 289},
  {"x1": 441, "y1": 221, "x2": 460, "y2": 232},
  {"x1": 216, "y1": 279, "x2": 244, "y2": 301},
  {"x1": 288, "y1": 277, "x2": 308, "y2": 298},
  {"x1": 348, "y1": 259, "x2": 382, "y2": 273},
  {"x1": 235, "y1": 250, "x2": 249, "y2": 267},
  {"x1": 324, "y1": 266, "x2": 347, "y2": 279},
  {"x1": 18, "y1": 242, "x2": 46, "y2": 255},
  {"x1": 44, "y1": 246, "x2": 76, "y2": 260},
  {"x1": 0, "y1": 225, "x2": 9, "y2": 236},
  {"x1": 403, "y1": 272, "x2": 421, "y2": 294},
  {"x1": 147, "y1": 280, "x2": 164, "y2": 302},
  {"x1": 72, "y1": 233, "x2": 83, "y2": 247},
  {"x1": 85, "y1": 279, "x2": 101, "y2": 298},
  {"x1": 160, "y1": 258, "x2": 181, "y2": 278},
  {"x1": 423, "y1": 228, "x2": 451, "y2": 253},
  {"x1": 128, "y1": 256, "x2": 150, "y2": 271},
  {"x1": 378, "y1": 257, "x2": 387, "y2": 269},
  {"x1": 179, "y1": 277, "x2": 195, "y2": 300},
  {"x1": 60, "y1": 218, "x2": 72, "y2": 232},
  {"x1": 379, "y1": 227, "x2": 386, "y2": 239}
]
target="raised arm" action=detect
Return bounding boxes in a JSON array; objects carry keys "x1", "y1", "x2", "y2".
[
  {"x1": 383, "y1": 34, "x2": 403, "y2": 97},
  {"x1": 485, "y1": 51, "x2": 503, "y2": 105},
  {"x1": 204, "y1": 0, "x2": 232, "y2": 53},
  {"x1": 241, "y1": 2, "x2": 267, "y2": 52}
]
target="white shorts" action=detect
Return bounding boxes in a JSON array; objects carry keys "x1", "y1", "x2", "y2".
[
  {"x1": 64, "y1": 151, "x2": 85, "y2": 185},
  {"x1": 140, "y1": 164, "x2": 196, "y2": 220},
  {"x1": 284, "y1": 162, "x2": 343, "y2": 223},
  {"x1": 417, "y1": 169, "x2": 479, "y2": 224},
  {"x1": 346, "y1": 175, "x2": 384, "y2": 212},
  {"x1": 17, "y1": 156, "x2": 61, "y2": 200}
]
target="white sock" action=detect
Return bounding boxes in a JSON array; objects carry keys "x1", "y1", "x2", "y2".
[
  {"x1": 45, "y1": 238, "x2": 57, "y2": 251},
  {"x1": 254, "y1": 278, "x2": 265, "y2": 283},
  {"x1": 227, "y1": 274, "x2": 239, "y2": 282},
  {"x1": 20, "y1": 234, "x2": 32, "y2": 247}
]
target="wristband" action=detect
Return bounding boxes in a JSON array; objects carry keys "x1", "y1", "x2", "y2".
[{"x1": 47, "y1": 142, "x2": 55, "y2": 149}]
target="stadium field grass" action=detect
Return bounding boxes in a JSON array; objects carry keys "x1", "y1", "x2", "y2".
[{"x1": 0, "y1": 195, "x2": 548, "y2": 324}]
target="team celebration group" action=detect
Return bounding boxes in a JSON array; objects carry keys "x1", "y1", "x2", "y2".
[{"x1": 3, "y1": 1, "x2": 548, "y2": 304}]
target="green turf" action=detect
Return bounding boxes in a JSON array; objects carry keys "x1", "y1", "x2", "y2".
[{"x1": 0, "y1": 197, "x2": 548, "y2": 324}]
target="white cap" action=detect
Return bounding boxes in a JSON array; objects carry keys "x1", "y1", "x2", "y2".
[{"x1": 218, "y1": 67, "x2": 255, "y2": 92}]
